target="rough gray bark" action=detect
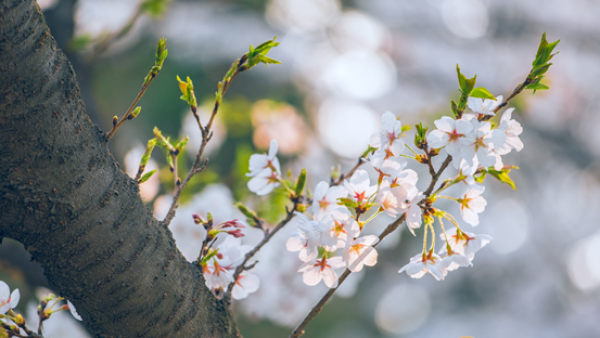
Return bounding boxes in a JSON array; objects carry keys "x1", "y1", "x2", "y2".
[{"x1": 0, "y1": 1, "x2": 239, "y2": 337}]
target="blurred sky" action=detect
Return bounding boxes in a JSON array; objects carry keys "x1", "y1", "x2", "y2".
[{"x1": 6, "y1": 0, "x2": 600, "y2": 337}]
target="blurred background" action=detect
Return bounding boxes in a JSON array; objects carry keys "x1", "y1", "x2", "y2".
[{"x1": 3, "y1": 0, "x2": 600, "y2": 337}]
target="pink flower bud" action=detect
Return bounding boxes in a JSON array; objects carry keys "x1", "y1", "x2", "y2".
[
  {"x1": 217, "y1": 253, "x2": 224, "y2": 259},
  {"x1": 225, "y1": 219, "x2": 246, "y2": 229},
  {"x1": 228, "y1": 229, "x2": 245, "y2": 238}
]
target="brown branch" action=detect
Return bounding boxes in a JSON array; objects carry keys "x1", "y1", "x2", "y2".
[
  {"x1": 423, "y1": 155, "x2": 452, "y2": 196},
  {"x1": 331, "y1": 157, "x2": 365, "y2": 186},
  {"x1": 88, "y1": 7, "x2": 143, "y2": 63}
]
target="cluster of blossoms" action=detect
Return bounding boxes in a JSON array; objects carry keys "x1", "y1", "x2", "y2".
[
  {"x1": 0, "y1": 281, "x2": 82, "y2": 337},
  {"x1": 243, "y1": 94, "x2": 524, "y2": 286},
  {"x1": 196, "y1": 217, "x2": 260, "y2": 300}
]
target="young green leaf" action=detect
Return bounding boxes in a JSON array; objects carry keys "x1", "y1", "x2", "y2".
[
  {"x1": 294, "y1": 168, "x2": 307, "y2": 197},
  {"x1": 470, "y1": 87, "x2": 496, "y2": 100},
  {"x1": 487, "y1": 166, "x2": 519, "y2": 190},
  {"x1": 138, "y1": 169, "x2": 157, "y2": 183}
]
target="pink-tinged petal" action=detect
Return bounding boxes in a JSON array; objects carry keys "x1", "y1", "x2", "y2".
[
  {"x1": 0, "y1": 304, "x2": 10, "y2": 314},
  {"x1": 495, "y1": 143, "x2": 512, "y2": 156},
  {"x1": 445, "y1": 140, "x2": 461, "y2": 157},
  {"x1": 302, "y1": 266, "x2": 322, "y2": 286},
  {"x1": 9, "y1": 288, "x2": 19, "y2": 309},
  {"x1": 67, "y1": 300, "x2": 82, "y2": 321},
  {"x1": 328, "y1": 257, "x2": 346, "y2": 269},
  {"x1": 241, "y1": 273, "x2": 260, "y2": 293},
  {"x1": 461, "y1": 208, "x2": 480, "y2": 226},
  {"x1": 455, "y1": 119, "x2": 473, "y2": 135},
  {"x1": 460, "y1": 145, "x2": 476, "y2": 168},
  {"x1": 500, "y1": 107, "x2": 514, "y2": 126},
  {"x1": 271, "y1": 157, "x2": 282, "y2": 176},
  {"x1": 369, "y1": 131, "x2": 383, "y2": 148},
  {"x1": 286, "y1": 234, "x2": 305, "y2": 252},
  {"x1": 268, "y1": 139, "x2": 279, "y2": 159},
  {"x1": 433, "y1": 116, "x2": 455, "y2": 133},
  {"x1": 232, "y1": 285, "x2": 247, "y2": 300},
  {"x1": 0, "y1": 282, "x2": 9, "y2": 300},
  {"x1": 467, "y1": 97, "x2": 484, "y2": 112},
  {"x1": 476, "y1": 121, "x2": 492, "y2": 134},
  {"x1": 389, "y1": 140, "x2": 405, "y2": 156},
  {"x1": 469, "y1": 196, "x2": 487, "y2": 213},
  {"x1": 299, "y1": 248, "x2": 317, "y2": 262},
  {"x1": 359, "y1": 235, "x2": 380, "y2": 247},
  {"x1": 362, "y1": 248, "x2": 378, "y2": 267},
  {"x1": 476, "y1": 148, "x2": 496, "y2": 168},
  {"x1": 427, "y1": 130, "x2": 449, "y2": 149},
  {"x1": 508, "y1": 136, "x2": 524, "y2": 152},
  {"x1": 247, "y1": 154, "x2": 268, "y2": 177},
  {"x1": 321, "y1": 267, "x2": 339, "y2": 288},
  {"x1": 381, "y1": 111, "x2": 398, "y2": 132},
  {"x1": 466, "y1": 184, "x2": 485, "y2": 197},
  {"x1": 452, "y1": 254, "x2": 472, "y2": 267}
]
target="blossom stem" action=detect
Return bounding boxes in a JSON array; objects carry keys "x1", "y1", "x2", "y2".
[
  {"x1": 428, "y1": 222, "x2": 436, "y2": 252},
  {"x1": 437, "y1": 216, "x2": 451, "y2": 250},
  {"x1": 405, "y1": 144, "x2": 419, "y2": 156},
  {"x1": 423, "y1": 155, "x2": 452, "y2": 196},
  {"x1": 162, "y1": 53, "x2": 249, "y2": 227},
  {"x1": 362, "y1": 209, "x2": 383, "y2": 226}
]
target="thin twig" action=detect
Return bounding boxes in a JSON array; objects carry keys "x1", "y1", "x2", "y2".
[
  {"x1": 224, "y1": 200, "x2": 299, "y2": 302},
  {"x1": 162, "y1": 55, "x2": 248, "y2": 227},
  {"x1": 331, "y1": 157, "x2": 364, "y2": 186},
  {"x1": 423, "y1": 155, "x2": 452, "y2": 196},
  {"x1": 105, "y1": 75, "x2": 156, "y2": 141}
]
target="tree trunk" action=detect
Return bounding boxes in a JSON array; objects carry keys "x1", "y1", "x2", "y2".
[{"x1": 0, "y1": 1, "x2": 240, "y2": 337}]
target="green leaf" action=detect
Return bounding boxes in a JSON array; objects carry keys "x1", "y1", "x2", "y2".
[
  {"x1": 175, "y1": 136, "x2": 189, "y2": 151},
  {"x1": 139, "y1": 169, "x2": 157, "y2": 183},
  {"x1": 141, "y1": 0, "x2": 172, "y2": 17},
  {"x1": 259, "y1": 55, "x2": 281, "y2": 66},
  {"x1": 294, "y1": 168, "x2": 307, "y2": 197},
  {"x1": 401, "y1": 124, "x2": 411, "y2": 133},
  {"x1": 456, "y1": 64, "x2": 476, "y2": 94},
  {"x1": 140, "y1": 139, "x2": 156, "y2": 167},
  {"x1": 470, "y1": 87, "x2": 496, "y2": 100},
  {"x1": 487, "y1": 166, "x2": 519, "y2": 190}
]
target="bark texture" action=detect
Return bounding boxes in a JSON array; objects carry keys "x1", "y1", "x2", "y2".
[{"x1": 0, "y1": 1, "x2": 239, "y2": 337}]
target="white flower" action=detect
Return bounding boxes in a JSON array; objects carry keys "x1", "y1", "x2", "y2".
[
  {"x1": 467, "y1": 95, "x2": 503, "y2": 116},
  {"x1": 298, "y1": 256, "x2": 345, "y2": 288},
  {"x1": 286, "y1": 213, "x2": 323, "y2": 260},
  {"x1": 439, "y1": 252, "x2": 472, "y2": 274},
  {"x1": 388, "y1": 168, "x2": 419, "y2": 197},
  {"x1": 398, "y1": 253, "x2": 445, "y2": 281},
  {"x1": 457, "y1": 184, "x2": 487, "y2": 226},
  {"x1": 0, "y1": 281, "x2": 19, "y2": 314},
  {"x1": 203, "y1": 237, "x2": 248, "y2": 290},
  {"x1": 232, "y1": 271, "x2": 260, "y2": 300},
  {"x1": 444, "y1": 227, "x2": 493, "y2": 260},
  {"x1": 311, "y1": 181, "x2": 347, "y2": 219},
  {"x1": 67, "y1": 300, "x2": 82, "y2": 321},
  {"x1": 427, "y1": 116, "x2": 473, "y2": 169},
  {"x1": 368, "y1": 150, "x2": 406, "y2": 183},
  {"x1": 247, "y1": 167, "x2": 280, "y2": 196},
  {"x1": 460, "y1": 119, "x2": 506, "y2": 169},
  {"x1": 377, "y1": 180, "x2": 409, "y2": 218},
  {"x1": 344, "y1": 170, "x2": 377, "y2": 205},
  {"x1": 247, "y1": 139, "x2": 281, "y2": 177},
  {"x1": 496, "y1": 108, "x2": 524, "y2": 155},
  {"x1": 343, "y1": 235, "x2": 379, "y2": 272},
  {"x1": 369, "y1": 111, "x2": 405, "y2": 157},
  {"x1": 319, "y1": 208, "x2": 360, "y2": 249}
]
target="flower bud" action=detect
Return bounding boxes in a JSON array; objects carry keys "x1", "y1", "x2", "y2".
[{"x1": 13, "y1": 314, "x2": 24, "y2": 326}]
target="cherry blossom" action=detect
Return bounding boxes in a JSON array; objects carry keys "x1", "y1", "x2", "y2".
[
  {"x1": 343, "y1": 235, "x2": 379, "y2": 272},
  {"x1": 377, "y1": 180, "x2": 409, "y2": 218},
  {"x1": 467, "y1": 95, "x2": 503, "y2": 116},
  {"x1": 247, "y1": 167, "x2": 280, "y2": 196},
  {"x1": 311, "y1": 181, "x2": 348, "y2": 219},
  {"x1": 232, "y1": 271, "x2": 260, "y2": 300},
  {"x1": 298, "y1": 256, "x2": 345, "y2": 288},
  {"x1": 496, "y1": 108, "x2": 524, "y2": 155},
  {"x1": 203, "y1": 237, "x2": 248, "y2": 290},
  {"x1": 457, "y1": 184, "x2": 487, "y2": 226},
  {"x1": 344, "y1": 170, "x2": 377, "y2": 206},
  {"x1": 67, "y1": 300, "x2": 82, "y2": 321},
  {"x1": 369, "y1": 111, "x2": 405, "y2": 157},
  {"x1": 405, "y1": 191, "x2": 425, "y2": 235},
  {"x1": 426, "y1": 116, "x2": 473, "y2": 168},
  {"x1": 398, "y1": 253, "x2": 445, "y2": 281},
  {"x1": 286, "y1": 213, "x2": 323, "y2": 260},
  {"x1": 247, "y1": 139, "x2": 281, "y2": 177},
  {"x1": 444, "y1": 227, "x2": 493, "y2": 260},
  {"x1": 439, "y1": 251, "x2": 472, "y2": 274},
  {"x1": 460, "y1": 119, "x2": 506, "y2": 169},
  {"x1": 319, "y1": 208, "x2": 360, "y2": 249},
  {"x1": 0, "y1": 281, "x2": 20, "y2": 314},
  {"x1": 368, "y1": 150, "x2": 406, "y2": 184}
]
